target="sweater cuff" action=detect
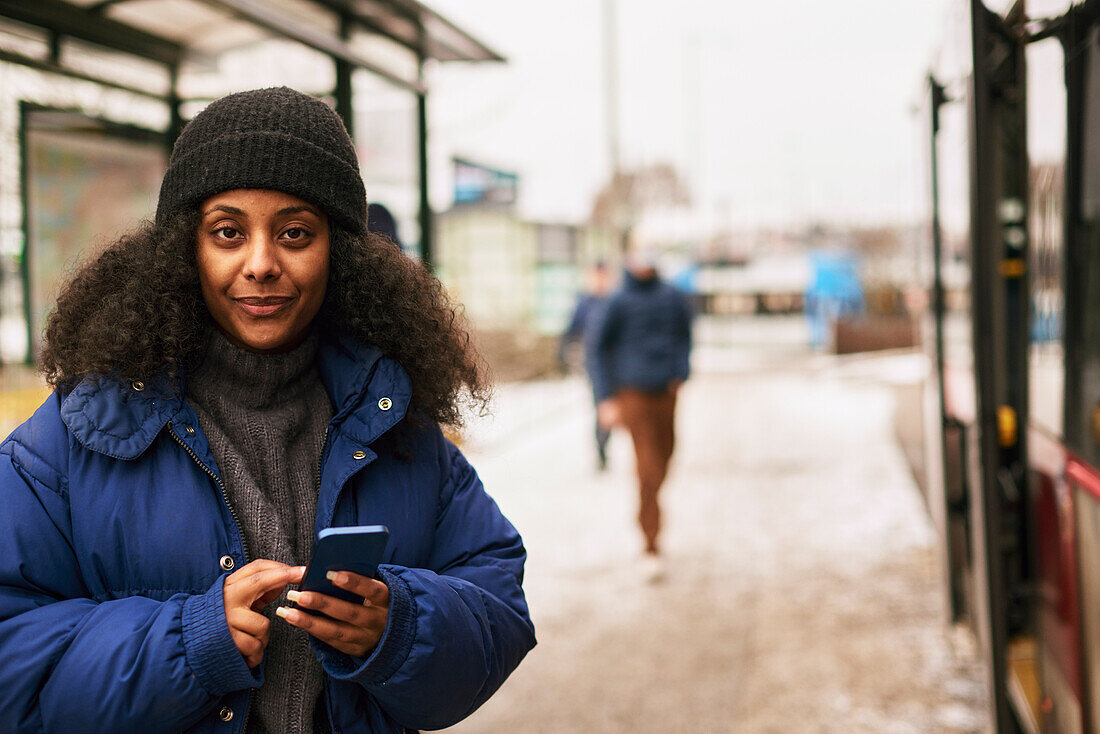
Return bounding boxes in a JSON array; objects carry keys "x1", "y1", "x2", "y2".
[
  {"x1": 181, "y1": 574, "x2": 262, "y2": 696},
  {"x1": 314, "y1": 566, "x2": 416, "y2": 685}
]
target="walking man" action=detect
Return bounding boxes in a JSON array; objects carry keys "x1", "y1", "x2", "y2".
[
  {"x1": 590, "y1": 243, "x2": 692, "y2": 581},
  {"x1": 560, "y1": 261, "x2": 614, "y2": 469}
]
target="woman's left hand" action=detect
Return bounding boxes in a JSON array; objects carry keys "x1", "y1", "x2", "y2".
[{"x1": 277, "y1": 572, "x2": 390, "y2": 658}]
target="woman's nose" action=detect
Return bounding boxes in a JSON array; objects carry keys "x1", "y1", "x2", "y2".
[{"x1": 241, "y1": 236, "x2": 281, "y2": 281}]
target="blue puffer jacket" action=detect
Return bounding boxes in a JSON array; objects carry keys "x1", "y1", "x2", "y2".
[
  {"x1": 0, "y1": 336, "x2": 535, "y2": 733},
  {"x1": 588, "y1": 270, "x2": 693, "y2": 402}
]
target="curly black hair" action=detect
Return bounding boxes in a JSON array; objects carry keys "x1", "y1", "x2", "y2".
[{"x1": 40, "y1": 212, "x2": 488, "y2": 428}]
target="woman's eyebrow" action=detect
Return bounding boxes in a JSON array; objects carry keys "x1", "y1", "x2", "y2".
[
  {"x1": 203, "y1": 205, "x2": 245, "y2": 217},
  {"x1": 276, "y1": 205, "x2": 321, "y2": 217}
]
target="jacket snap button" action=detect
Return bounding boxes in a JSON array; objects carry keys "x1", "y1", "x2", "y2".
[
  {"x1": 218, "y1": 707, "x2": 234, "y2": 722},
  {"x1": 185, "y1": 425, "x2": 196, "y2": 435},
  {"x1": 378, "y1": 397, "x2": 392, "y2": 411},
  {"x1": 352, "y1": 450, "x2": 367, "y2": 460},
  {"x1": 131, "y1": 380, "x2": 145, "y2": 392},
  {"x1": 219, "y1": 555, "x2": 235, "y2": 571}
]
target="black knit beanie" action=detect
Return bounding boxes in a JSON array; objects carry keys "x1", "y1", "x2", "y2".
[{"x1": 156, "y1": 86, "x2": 367, "y2": 233}]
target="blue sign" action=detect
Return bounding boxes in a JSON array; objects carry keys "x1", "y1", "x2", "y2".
[{"x1": 453, "y1": 157, "x2": 518, "y2": 206}]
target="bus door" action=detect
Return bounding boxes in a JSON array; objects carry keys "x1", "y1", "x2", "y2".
[
  {"x1": 929, "y1": 70, "x2": 977, "y2": 630},
  {"x1": 968, "y1": 1, "x2": 1032, "y2": 731},
  {"x1": 928, "y1": 3, "x2": 981, "y2": 637}
]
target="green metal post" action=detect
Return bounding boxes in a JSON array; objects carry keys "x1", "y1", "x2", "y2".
[
  {"x1": 334, "y1": 13, "x2": 354, "y2": 136},
  {"x1": 167, "y1": 62, "x2": 184, "y2": 148},
  {"x1": 18, "y1": 104, "x2": 32, "y2": 364},
  {"x1": 415, "y1": 18, "x2": 432, "y2": 269},
  {"x1": 417, "y1": 88, "x2": 431, "y2": 269}
]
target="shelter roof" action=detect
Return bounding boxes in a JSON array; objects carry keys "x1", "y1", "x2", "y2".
[{"x1": 0, "y1": 0, "x2": 502, "y2": 95}]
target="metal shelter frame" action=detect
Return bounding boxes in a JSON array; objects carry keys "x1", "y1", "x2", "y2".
[{"x1": 0, "y1": 0, "x2": 504, "y2": 266}]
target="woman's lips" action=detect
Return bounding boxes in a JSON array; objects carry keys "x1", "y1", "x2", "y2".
[{"x1": 234, "y1": 296, "x2": 293, "y2": 317}]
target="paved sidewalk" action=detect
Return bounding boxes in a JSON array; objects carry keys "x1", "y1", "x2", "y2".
[{"x1": 443, "y1": 355, "x2": 989, "y2": 733}]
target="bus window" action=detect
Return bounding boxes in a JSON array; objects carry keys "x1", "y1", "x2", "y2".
[
  {"x1": 1026, "y1": 36, "x2": 1066, "y2": 442},
  {"x1": 939, "y1": 84, "x2": 975, "y2": 419},
  {"x1": 1075, "y1": 26, "x2": 1100, "y2": 465}
]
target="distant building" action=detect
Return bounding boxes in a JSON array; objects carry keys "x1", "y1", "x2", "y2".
[
  {"x1": 694, "y1": 254, "x2": 810, "y2": 316},
  {"x1": 436, "y1": 206, "x2": 617, "y2": 335}
]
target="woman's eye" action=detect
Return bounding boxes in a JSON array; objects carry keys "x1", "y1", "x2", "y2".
[
  {"x1": 214, "y1": 226, "x2": 240, "y2": 240},
  {"x1": 283, "y1": 227, "x2": 310, "y2": 242}
]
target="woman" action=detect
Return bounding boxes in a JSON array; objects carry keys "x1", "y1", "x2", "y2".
[{"x1": 0, "y1": 87, "x2": 535, "y2": 733}]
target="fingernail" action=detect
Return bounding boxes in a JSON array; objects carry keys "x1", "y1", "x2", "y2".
[
  {"x1": 286, "y1": 590, "x2": 301, "y2": 603},
  {"x1": 275, "y1": 606, "x2": 291, "y2": 620},
  {"x1": 326, "y1": 571, "x2": 341, "y2": 583}
]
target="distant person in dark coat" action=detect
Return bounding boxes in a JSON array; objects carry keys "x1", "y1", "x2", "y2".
[
  {"x1": 589, "y1": 243, "x2": 692, "y2": 581},
  {"x1": 368, "y1": 202, "x2": 400, "y2": 245},
  {"x1": 559, "y1": 261, "x2": 613, "y2": 469}
]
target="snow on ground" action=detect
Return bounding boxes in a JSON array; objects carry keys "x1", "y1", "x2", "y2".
[
  {"x1": 0, "y1": 315, "x2": 989, "y2": 731},
  {"x1": 442, "y1": 348, "x2": 989, "y2": 733}
]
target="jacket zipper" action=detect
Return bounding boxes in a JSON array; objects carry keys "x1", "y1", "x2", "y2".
[
  {"x1": 168, "y1": 426, "x2": 253, "y2": 730},
  {"x1": 316, "y1": 426, "x2": 330, "y2": 499},
  {"x1": 168, "y1": 427, "x2": 250, "y2": 561},
  {"x1": 317, "y1": 424, "x2": 337, "y2": 734}
]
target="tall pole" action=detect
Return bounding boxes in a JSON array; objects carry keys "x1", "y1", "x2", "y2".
[
  {"x1": 603, "y1": 0, "x2": 620, "y2": 179},
  {"x1": 683, "y1": 34, "x2": 705, "y2": 239},
  {"x1": 167, "y1": 61, "x2": 184, "y2": 148},
  {"x1": 603, "y1": 0, "x2": 628, "y2": 252},
  {"x1": 334, "y1": 13, "x2": 354, "y2": 136},
  {"x1": 417, "y1": 87, "x2": 431, "y2": 268},
  {"x1": 416, "y1": 17, "x2": 432, "y2": 269}
]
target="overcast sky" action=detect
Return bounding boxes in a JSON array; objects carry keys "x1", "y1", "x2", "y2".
[{"x1": 425, "y1": 0, "x2": 957, "y2": 230}]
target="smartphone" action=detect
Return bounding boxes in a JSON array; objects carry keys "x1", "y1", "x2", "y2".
[{"x1": 298, "y1": 525, "x2": 390, "y2": 605}]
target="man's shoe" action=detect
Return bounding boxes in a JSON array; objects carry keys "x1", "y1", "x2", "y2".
[{"x1": 639, "y1": 554, "x2": 665, "y2": 584}]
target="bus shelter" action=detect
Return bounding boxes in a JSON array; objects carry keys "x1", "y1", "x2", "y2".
[{"x1": 0, "y1": 0, "x2": 502, "y2": 363}]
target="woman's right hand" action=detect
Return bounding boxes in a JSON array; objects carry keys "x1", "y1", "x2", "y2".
[{"x1": 222, "y1": 560, "x2": 305, "y2": 668}]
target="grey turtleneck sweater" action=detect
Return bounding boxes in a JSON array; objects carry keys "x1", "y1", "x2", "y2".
[{"x1": 188, "y1": 330, "x2": 334, "y2": 734}]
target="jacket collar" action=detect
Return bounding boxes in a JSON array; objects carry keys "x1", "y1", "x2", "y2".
[
  {"x1": 622, "y1": 268, "x2": 660, "y2": 290},
  {"x1": 316, "y1": 335, "x2": 411, "y2": 447},
  {"x1": 60, "y1": 333, "x2": 411, "y2": 460}
]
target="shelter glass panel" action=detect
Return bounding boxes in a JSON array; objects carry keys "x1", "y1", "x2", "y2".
[
  {"x1": 354, "y1": 72, "x2": 419, "y2": 253},
  {"x1": 23, "y1": 109, "x2": 165, "y2": 360}
]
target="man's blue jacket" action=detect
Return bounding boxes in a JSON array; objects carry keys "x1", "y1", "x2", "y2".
[
  {"x1": 588, "y1": 269, "x2": 693, "y2": 402},
  {"x1": 0, "y1": 336, "x2": 535, "y2": 733}
]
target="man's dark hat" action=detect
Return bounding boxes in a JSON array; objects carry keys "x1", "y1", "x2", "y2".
[{"x1": 156, "y1": 86, "x2": 367, "y2": 233}]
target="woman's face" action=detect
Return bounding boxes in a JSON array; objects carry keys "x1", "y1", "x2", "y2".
[{"x1": 196, "y1": 189, "x2": 330, "y2": 353}]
